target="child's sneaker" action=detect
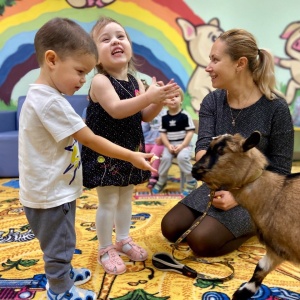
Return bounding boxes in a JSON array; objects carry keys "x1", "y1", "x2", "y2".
[
  {"x1": 98, "y1": 244, "x2": 126, "y2": 275},
  {"x1": 47, "y1": 285, "x2": 96, "y2": 300},
  {"x1": 147, "y1": 176, "x2": 158, "y2": 189},
  {"x1": 182, "y1": 179, "x2": 198, "y2": 196},
  {"x1": 115, "y1": 237, "x2": 148, "y2": 261},
  {"x1": 70, "y1": 267, "x2": 91, "y2": 285},
  {"x1": 152, "y1": 181, "x2": 166, "y2": 194}
]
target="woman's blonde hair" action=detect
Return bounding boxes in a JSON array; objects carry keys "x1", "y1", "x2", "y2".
[
  {"x1": 218, "y1": 29, "x2": 283, "y2": 100},
  {"x1": 90, "y1": 16, "x2": 137, "y2": 75}
]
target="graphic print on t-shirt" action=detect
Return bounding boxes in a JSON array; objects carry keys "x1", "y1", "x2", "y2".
[{"x1": 63, "y1": 140, "x2": 81, "y2": 185}]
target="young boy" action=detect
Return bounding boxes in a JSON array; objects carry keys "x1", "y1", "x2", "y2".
[
  {"x1": 152, "y1": 89, "x2": 197, "y2": 196},
  {"x1": 18, "y1": 18, "x2": 156, "y2": 300}
]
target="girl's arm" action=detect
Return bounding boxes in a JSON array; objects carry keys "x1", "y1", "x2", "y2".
[
  {"x1": 141, "y1": 102, "x2": 165, "y2": 123},
  {"x1": 73, "y1": 126, "x2": 157, "y2": 172},
  {"x1": 90, "y1": 75, "x2": 178, "y2": 119}
]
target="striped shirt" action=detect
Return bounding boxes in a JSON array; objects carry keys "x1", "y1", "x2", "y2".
[{"x1": 159, "y1": 109, "x2": 195, "y2": 143}]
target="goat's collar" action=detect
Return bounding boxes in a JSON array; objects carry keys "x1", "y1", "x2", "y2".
[{"x1": 220, "y1": 168, "x2": 264, "y2": 191}]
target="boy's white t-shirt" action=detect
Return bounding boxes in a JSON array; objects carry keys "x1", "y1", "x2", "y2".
[{"x1": 19, "y1": 84, "x2": 86, "y2": 209}]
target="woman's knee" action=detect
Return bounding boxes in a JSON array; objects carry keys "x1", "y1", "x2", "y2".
[
  {"x1": 187, "y1": 235, "x2": 226, "y2": 257},
  {"x1": 161, "y1": 213, "x2": 178, "y2": 242},
  {"x1": 183, "y1": 214, "x2": 239, "y2": 257},
  {"x1": 161, "y1": 204, "x2": 198, "y2": 243},
  {"x1": 188, "y1": 239, "x2": 221, "y2": 257}
]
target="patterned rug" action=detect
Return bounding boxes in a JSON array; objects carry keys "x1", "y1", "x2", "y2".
[{"x1": 0, "y1": 166, "x2": 300, "y2": 299}]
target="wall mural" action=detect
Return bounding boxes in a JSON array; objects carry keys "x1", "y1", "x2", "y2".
[
  {"x1": 177, "y1": 17, "x2": 223, "y2": 111},
  {"x1": 0, "y1": 0, "x2": 203, "y2": 120},
  {"x1": 274, "y1": 21, "x2": 300, "y2": 126},
  {"x1": 0, "y1": 0, "x2": 299, "y2": 123},
  {"x1": 275, "y1": 21, "x2": 300, "y2": 106}
]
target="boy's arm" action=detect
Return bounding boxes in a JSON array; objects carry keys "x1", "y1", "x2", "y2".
[
  {"x1": 73, "y1": 126, "x2": 156, "y2": 172},
  {"x1": 181, "y1": 130, "x2": 195, "y2": 148},
  {"x1": 160, "y1": 132, "x2": 170, "y2": 148}
]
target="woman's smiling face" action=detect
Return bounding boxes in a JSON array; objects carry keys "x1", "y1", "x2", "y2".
[{"x1": 205, "y1": 39, "x2": 238, "y2": 90}]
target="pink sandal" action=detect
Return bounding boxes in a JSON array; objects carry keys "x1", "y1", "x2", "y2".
[
  {"x1": 115, "y1": 237, "x2": 148, "y2": 261},
  {"x1": 98, "y1": 244, "x2": 126, "y2": 275}
]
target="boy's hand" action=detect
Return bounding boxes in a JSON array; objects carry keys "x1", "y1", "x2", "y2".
[
  {"x1": 129, "y1": 152, "x2": 157, "y2": 173},
  {"x1": 173, "y1": 144, "x2": 184, "y2": 154},
  {"x1": 167, "y1": 144, "x2": 176, "y2": 155}
]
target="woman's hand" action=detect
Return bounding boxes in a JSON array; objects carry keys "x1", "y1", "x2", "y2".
[{"x1": 212, "y1": 190, "x2": 238, "y2": 211}]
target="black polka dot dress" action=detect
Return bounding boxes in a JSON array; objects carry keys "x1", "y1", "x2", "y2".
[{"x1": 81, "y1": 74, "x2": 150, "y2": 188}]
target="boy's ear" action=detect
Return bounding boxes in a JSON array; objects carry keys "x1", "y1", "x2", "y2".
[{"x1": 45, "y1": 50, "x2": 57, "y2": 67}]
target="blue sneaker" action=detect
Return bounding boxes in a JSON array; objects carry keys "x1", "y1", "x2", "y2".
[
  {"x1": 152, "y1": 181, "x2": 166, "y2": 194},
  {"x1": 182, "y1": 180, "x2": 198, "y2": 196},
  {"x1": 47, "y1": 285, "x2": 96, "y2": 300},
  {"x1": 70, "y1": 267, "x2": 91, "y2": 285}
]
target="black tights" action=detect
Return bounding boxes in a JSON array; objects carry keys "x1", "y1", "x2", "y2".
[{"x1": 161, "y1": 203, "x2": 254, "y2": 257}]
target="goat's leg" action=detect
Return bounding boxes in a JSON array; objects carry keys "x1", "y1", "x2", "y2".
[{"x1": 232, "y1": 249, "x2": 283, "y2": 300}]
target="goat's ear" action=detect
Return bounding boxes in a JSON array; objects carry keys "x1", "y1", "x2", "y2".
[{"x1": 242, "y1": 131, "x2": 261, "y2": 152}]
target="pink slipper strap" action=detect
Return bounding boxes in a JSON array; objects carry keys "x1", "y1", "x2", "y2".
[
  {"x1": 98, "y1": 245, "x2": 126, "y2": 275},
  {"x1": 116, "y1": 237, "x2": 148, "y2": 261}
]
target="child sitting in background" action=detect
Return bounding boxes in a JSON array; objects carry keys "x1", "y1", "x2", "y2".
[
  {"x1": 152, "y1": 88, "x2": 197, "y2": 196},
  {"x1": 141, "y1": 79, "x2": 167, "y2": 189}
]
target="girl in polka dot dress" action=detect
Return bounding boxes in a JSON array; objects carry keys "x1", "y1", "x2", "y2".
[{"x1": 81, "y1": 16, "x2": 179, "y2": 275}]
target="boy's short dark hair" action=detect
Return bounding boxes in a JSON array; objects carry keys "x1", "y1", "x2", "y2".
[{"x1": 34, "y1": 17, "x2": 98, "y2": 66}]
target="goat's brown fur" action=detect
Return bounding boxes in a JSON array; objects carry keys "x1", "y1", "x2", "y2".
[{"x1": 192, "y1": 131, "x2": 300, "y2": 300}]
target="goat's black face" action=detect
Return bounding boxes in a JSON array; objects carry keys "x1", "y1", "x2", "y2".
[{"x1": 192, "y1": 137, "x2": 228, "y2": 181}]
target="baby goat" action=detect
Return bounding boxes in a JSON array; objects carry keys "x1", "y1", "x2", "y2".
[{"x1": 192, "y1": 131, "x2": 300, "y2": 300}]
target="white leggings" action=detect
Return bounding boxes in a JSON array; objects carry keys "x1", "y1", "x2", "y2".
[{"x1": 96, "y1": 185, "x2": 134, "y2": 249}]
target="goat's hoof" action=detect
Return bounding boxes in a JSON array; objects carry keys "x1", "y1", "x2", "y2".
[{"x1": 232, "y1": 287, "x2": 255, "y2": 300}]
